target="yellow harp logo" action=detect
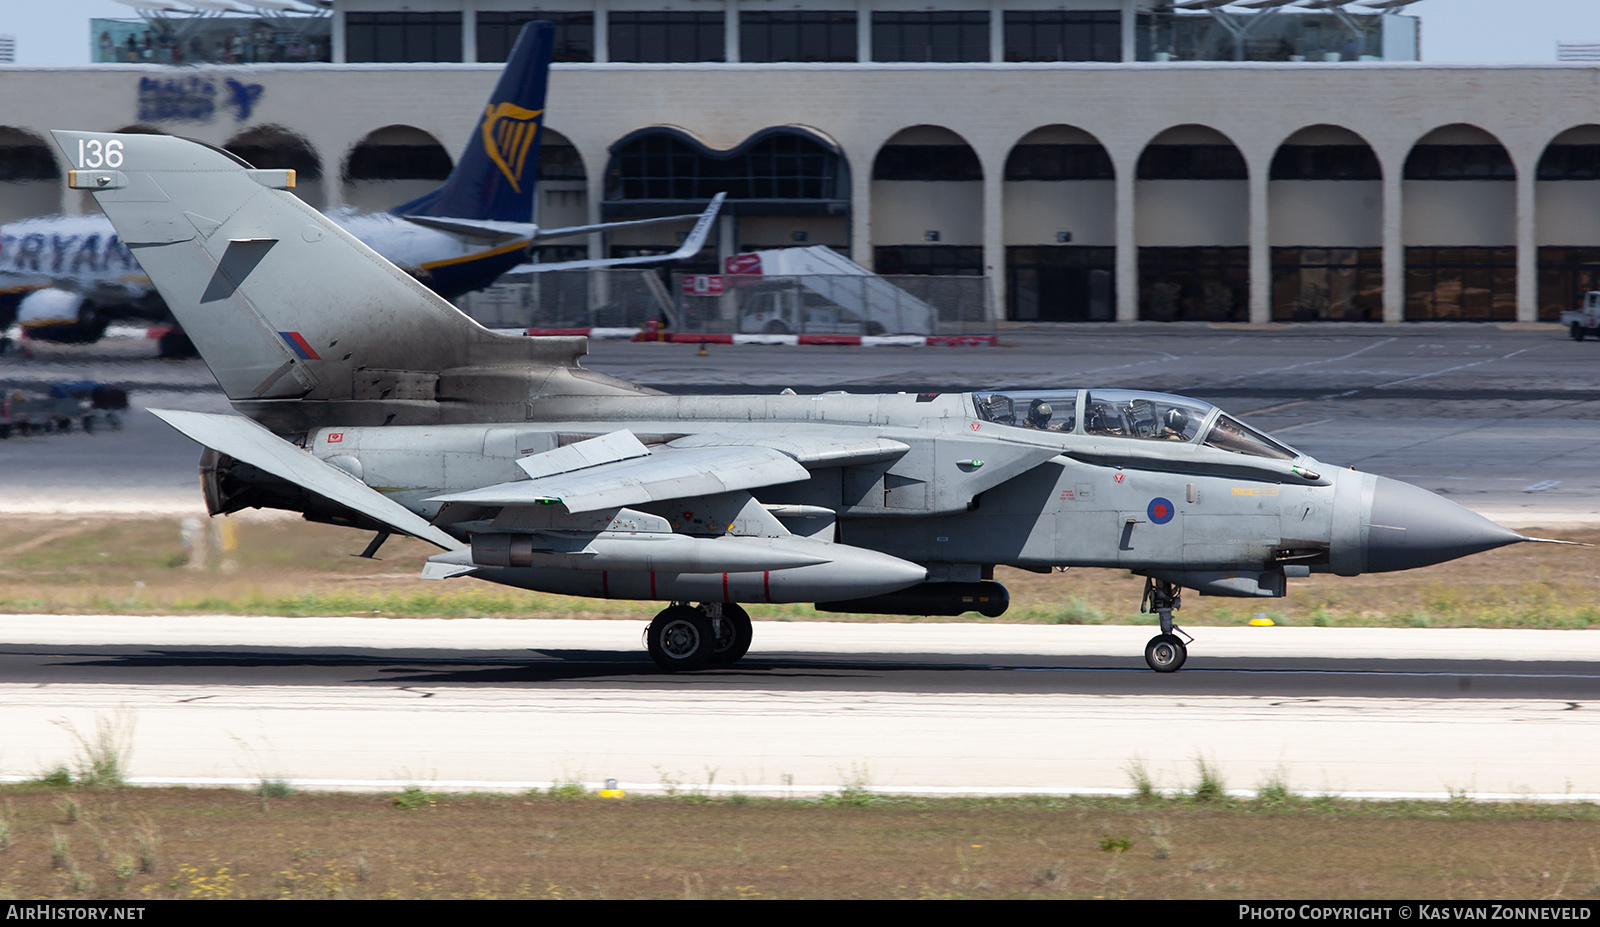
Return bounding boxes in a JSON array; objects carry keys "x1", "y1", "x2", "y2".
[{"x1": 480, "y1": 102, "x2": 543, "y2": 193}]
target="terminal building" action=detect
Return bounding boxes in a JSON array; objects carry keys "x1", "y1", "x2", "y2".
[{"x1": 2, "y1": 0, "x2": 1599, "y2": 325}]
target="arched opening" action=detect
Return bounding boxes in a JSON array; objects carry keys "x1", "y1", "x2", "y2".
[
  {"x1": 342, "y1": 125, "x2": 452, "y2": 213},
  {"x1": 1536, "y1": 125, "x2": 1600, "y2": 321},
  {"x1": 1136, "y1": 125, "x2": 1247, "y2": 321},
  {"x1": 1003, "y1": 125, "x2": 1114, "y2": 321},
  {"x1": 870, "y1": 125, "x2": 981, "y2": 275},
  {"x1": 0, "y1": 127, "x2": 62, "y2": 223},
  {"x1": 1269, "y1": 124, "x2": 1382, "y2": 321},
  {"x1": 604, "y1": 125, "x2": 849, "y2": 268},
  {"x1": 225, "y1": 125, "x2": 325, "y2": 208},
  {"x1": 1402, "y1": 124, "x2": 1516, "y2": 320},
  {"x1": 532, "y1": 128, "x2": 588, "y2": 263}
]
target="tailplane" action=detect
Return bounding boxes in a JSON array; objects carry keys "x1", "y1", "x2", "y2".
[{"x1": 395, "y1": 21, "x2": 553, "y2": 224}]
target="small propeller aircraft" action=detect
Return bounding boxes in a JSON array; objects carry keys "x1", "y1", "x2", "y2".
[{"x1": 47, "y1": 122, "x2": 1563, "y2": 673}]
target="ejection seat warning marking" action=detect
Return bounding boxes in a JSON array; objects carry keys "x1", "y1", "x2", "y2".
[
  {"x1": 1232, "y1": 487, "x2": 1279, "y2": 496},
  {"x1": 1147, "y1": 497, "x2": 1175, "y2": 525},
  {"x1": 327, "y1": 433, "x2": 343, "y2": 444}
]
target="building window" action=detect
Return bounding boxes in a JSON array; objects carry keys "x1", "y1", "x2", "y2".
[
  {"x1": 874, "y1": 246, "x2": 983, "y2": 276},
  {"x1": 1008, "y1": 246, "x2": 1115, "y2": 321},
  {"x1": 0, "y1": 144, "x2": 58, "y2": 181},
  {"x1": 741, "y1": 12, "x2": 856, "y2": 62},
  {"x1": 1403, "y1": 145, "x2": 1514, "y2": 180},
  {"x1": 477, "y1": 12, "x2": 594, "y2": 62},
  {"x1": 227, "y1": 132, "x2": 324, "y2": 181},
  {"x1": 1139, "y1": 247, "x2": 1249, "y2": 321},
  {"x1": 1272, "y1": 248, "x2": 1382, "y2": 321},
  {"x1": 1135, "y1": 11, "x2": 1386, "y2": 62},
  {"x1": 1539, "y1": 247, "x2": 1600, "y2": 322},
  {"x1": 541, "y1": 143, "x2": 586, "y2": 181},
  {"x1": 1004, "y1": 11, "x2": 1120, "y2": 62},
  {"x1": 607, "y1": 129, "x2": 845, "y2": 203},
  {"x1": 872, "y1": 12, "x2": 989, "y2": 63},
  {"x1": 346, "y1": 143, "x2": 450, "y2": 182},
  {"x1": 1137, "y1": 145, "x2": 1247, "y2": 180},
  {"x1": 1405, "y1": 247, "x2": 1517, "y2": 320},
  {"x1": 1537, "y1": 145, "x2": 1600, "y2": 181},
  {"x1": 345, "y1": 12, "x2": 462, "y2": 63},
  {"x1": 1004, "y1": 145, "x2": 1114, "y2": 181},
  {"x1": 609, "y1": 12, "x2": 725, "y2": 63},
  {"x1": 872, "y1": 146, "x2": 982, "y2": 181},
  {"x1": 1269, "y1": 146, "x2": 1381, "y2": 181}
]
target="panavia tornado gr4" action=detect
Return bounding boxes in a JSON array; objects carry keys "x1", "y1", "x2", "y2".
[{"x1": 49, "y1": 128, "x2": 1561, "y2": 673}]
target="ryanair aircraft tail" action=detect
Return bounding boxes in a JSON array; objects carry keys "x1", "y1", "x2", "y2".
[
  {"x1": 51, "y1": 129, "x2": 652, "y2": 434},
  {"x1": 395, "y1": 21, "x2": 552, "y2": 224}
]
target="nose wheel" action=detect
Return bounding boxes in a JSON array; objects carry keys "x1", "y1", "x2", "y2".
[
  {"x1": 1140, "y1": 578, "x2": 1193, "y2": 673},
  {"x1": 1144, "y1": 633, "x2": 1187, "y2": 673}
]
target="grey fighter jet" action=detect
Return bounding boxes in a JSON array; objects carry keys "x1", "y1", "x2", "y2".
[{"x1": 50, "y1": 129, "x2": 1557, "y2": 672}]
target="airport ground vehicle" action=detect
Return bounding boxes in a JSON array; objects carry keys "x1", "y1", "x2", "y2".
[
  {"x1": 1562, "y1": 290, "x2": 1600, "y2": 341},
  {"x1": 0, "y1": 381, "x2": 126, "y2": 438}
]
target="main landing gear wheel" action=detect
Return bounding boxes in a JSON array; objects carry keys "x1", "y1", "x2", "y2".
[
  {"x1": 1144, "y1": 634, "x2": 1187, "y2": 673},
  {"x1": 647, "y1": 604, "x2": 715, "y2": 672},
  {"x1": 707, "y1": 603, "x2": 752, "y2": 665}
]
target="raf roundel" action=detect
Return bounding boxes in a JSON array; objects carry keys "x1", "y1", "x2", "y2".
[{"x1": 1147, "y1": 497, "x2": 1175, "y2": 525}]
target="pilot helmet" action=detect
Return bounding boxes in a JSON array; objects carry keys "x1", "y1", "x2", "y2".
[
  {"x1": 1164, "y1": 407, "x2": 1189, "y2": 434},
  {"x1": 1027, "y1": 400, "x2": 1053, "y2": 427}
]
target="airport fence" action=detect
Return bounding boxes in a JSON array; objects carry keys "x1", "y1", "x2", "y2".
[
  {"x1": 454, "y1": 269, "x2": 674, "y2": 332},
  {"x1": 455, "y1": 269, "x2": 996, "y2": 337}
]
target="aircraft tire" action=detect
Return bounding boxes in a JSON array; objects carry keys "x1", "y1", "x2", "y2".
[
  {"x1": 1144, "y1": 634, "x2": 1187, "y2": 673},
  {"x1": 1573, "y1": 323, "x2": 1586, "y2": 342},
  {"x1": 707, "y1": 603, "x2": 753, "y2": 665},
  {"x1": 647, "y1": 605, "x2": 716, "y2": 672}
]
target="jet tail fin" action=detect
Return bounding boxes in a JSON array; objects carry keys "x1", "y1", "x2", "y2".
[
  {"x1": 53, "y1": 129, "x2": 645, "y2": 430},
  {"x1": 395, "y1": 21, "x2": 553, "y2": 223}
]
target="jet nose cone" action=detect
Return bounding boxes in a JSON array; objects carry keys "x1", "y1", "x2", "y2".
[{"x1": 1365, "y1": 476, "x2": 1524, "y2": 572}]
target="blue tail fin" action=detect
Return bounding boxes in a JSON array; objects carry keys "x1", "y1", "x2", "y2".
[{"x1": 394, "y1": 21, "x2": 553, "y2": 223}]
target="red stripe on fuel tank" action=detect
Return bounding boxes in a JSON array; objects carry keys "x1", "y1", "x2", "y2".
[
  {"x1": 649, "y1": 572, "x2": 656, "y2": 599},
  {"x1": 722, "y1": 572, "x2": 729, "y2": 602},
  {"x1": 601, "y1": 571, "x2": 609, "y2": 598},
  {"x1": 763, "y1": 571, "x2": 771, "y2": 603}
]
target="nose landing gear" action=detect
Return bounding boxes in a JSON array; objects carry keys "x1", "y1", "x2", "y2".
[{"x1": 1140, "y1": 578, "x2": 1193, "y2": 673}]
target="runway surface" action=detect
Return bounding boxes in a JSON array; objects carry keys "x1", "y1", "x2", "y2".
[
  {"x1": 3, "y1": 325, "x2": 1598, "y2": 798},
  {"x1": 2, "y1": 617, "x2": 1597, "y2": 799}
]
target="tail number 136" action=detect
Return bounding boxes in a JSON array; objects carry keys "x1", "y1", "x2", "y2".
[{"x1": 77, "y1": 138, "x2": 124, "y2": 169}]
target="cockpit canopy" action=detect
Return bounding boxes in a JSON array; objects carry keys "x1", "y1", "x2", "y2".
[{"x1": 972, "y1": 389, "x2": 1300, "y2": 461}]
